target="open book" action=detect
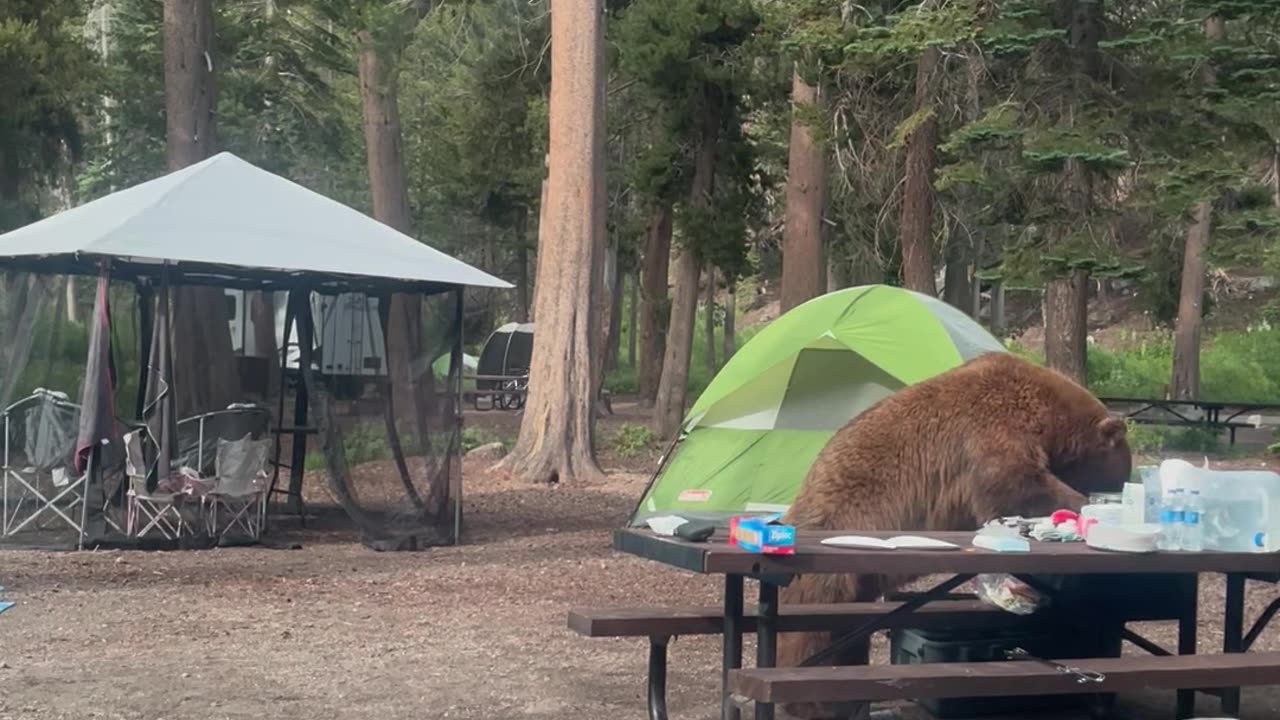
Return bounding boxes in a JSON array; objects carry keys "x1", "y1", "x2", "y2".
[{"x1": 820, "y1": 535, "x2": 961, "y2": 551}]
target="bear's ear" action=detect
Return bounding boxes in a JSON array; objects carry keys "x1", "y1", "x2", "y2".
[{"x1": 1098, "y1": 417, "x2": 1127, "y2": 447}]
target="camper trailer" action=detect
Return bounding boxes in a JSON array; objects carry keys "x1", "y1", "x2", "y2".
[{"x1": 225, "y1": 289, "x2": 387, "y2": 385}]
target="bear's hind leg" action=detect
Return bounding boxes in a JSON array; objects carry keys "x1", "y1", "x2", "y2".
[{"x1": 777, "y1": 574, "x2": 891, "y2": 720}]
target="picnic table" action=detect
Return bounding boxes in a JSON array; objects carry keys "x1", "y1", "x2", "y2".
[
  {"x1": 463, "y1": 373, "x2": 530, "y2": 411},
  {"x1": 590, "y1": 527, "x2": 1280, "y2": 720},
  {"x1": 1100, "y1": 396, "x2": 1280, "y2": 445}
]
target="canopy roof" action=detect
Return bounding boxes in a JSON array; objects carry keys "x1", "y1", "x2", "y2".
[{"x1": 0, "y1": 152, "x2": 511, "y2": 293}]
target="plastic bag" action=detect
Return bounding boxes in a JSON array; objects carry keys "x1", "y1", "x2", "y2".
[{"x1": 975, "y1": 574, "x2": 1048, "y2": 616}]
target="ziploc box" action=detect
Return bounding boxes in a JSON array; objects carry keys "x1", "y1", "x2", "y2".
[{"x1": 732, "y1": 513, "x2": 796, "y2": 555}]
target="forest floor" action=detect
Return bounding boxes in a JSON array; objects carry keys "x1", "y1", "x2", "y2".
[{"x1": 2, "y1": 404, "x2": 1280, "y2": 720}]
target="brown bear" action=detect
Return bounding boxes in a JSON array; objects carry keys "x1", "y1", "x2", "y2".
[{"x1": 776, "y1": 351, "x2": 1130, "y2": 720}]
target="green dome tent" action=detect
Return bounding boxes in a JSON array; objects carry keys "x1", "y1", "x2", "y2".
[{"x1": 629, "y1": 284, "x2": 1007, "y2": 527}]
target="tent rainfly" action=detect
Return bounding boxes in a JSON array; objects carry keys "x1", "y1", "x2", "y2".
[{"x1": 629, "y1": 285, "x2": 1007, "y2": 527}]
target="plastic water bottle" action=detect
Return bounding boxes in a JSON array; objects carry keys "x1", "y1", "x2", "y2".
[
  {"x1": 1158, "y1": 489, "x2": 1179, "y2": 551},
  {"x1": 1172, "y1": 489, "x2": 1187, "y2": 549},
  {"x1": 1182, "y1": 490, "x2": 1204, "y2": 551}
]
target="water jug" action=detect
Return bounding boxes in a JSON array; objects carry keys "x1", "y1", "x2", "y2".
[{"x1": 1159, "y1": 459, "x2": 1280, "y2": 553}]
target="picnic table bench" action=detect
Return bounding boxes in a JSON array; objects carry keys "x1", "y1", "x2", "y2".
[
  {"x1": 574, "y1": 528, "x2": 1280, "y2": 720},
  {"x1": 571, "y1": 597, "x2": 1089, "y2": 720},
  {"x1": 462, "y1": 373, "x2": 613, "y2": 414},
  {"x1": 464, "y1": 373, "x2": 530, "y2": 411},
  {"x1": 1100, "y1": 396, "x2": 1280, "y2": 445}
]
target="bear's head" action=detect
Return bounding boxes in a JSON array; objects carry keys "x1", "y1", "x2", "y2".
[{"x1": 1051, "y1": 415, "x2": 1132, "y2": 496}]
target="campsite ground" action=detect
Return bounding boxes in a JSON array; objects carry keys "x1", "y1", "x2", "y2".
[{"x1": 2, "y1": 404, "x2": 1280, "y2": 720}]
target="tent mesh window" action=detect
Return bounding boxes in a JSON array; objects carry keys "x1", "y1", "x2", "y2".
[
  {"x1": 300, "y1": 290, "x2": 464, "y2": 551},
  {"x1": 0, "y1": 272, "x2": 465, "y2": 551},
  {"x1": 0, "y1": 272, "x2": 139, "y2": 549}
]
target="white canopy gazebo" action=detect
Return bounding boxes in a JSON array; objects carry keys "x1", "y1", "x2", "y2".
[
  {"x1": 0, "y1": 152, "x2": 509, "y2": 551},
  {"x1": 0, "y1": 151, "x2": 510, "y2": 292}
]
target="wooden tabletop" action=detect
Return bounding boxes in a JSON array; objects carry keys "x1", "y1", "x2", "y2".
[{"x1": 613, "y1": 528, "x2": 1280, "y2": 576}]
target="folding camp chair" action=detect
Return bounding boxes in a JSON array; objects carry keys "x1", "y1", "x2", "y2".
[
  {"x1": 1, "y1": 390, "x2": 86, "y2": 537},
  {"x1": 203, "y1": 434, "x2": 271, "y2": 539},
  {"x1": 175, "y1": 405, "x2": 272, "y2": 478},
  {"x1": 123, "y1": 428, "x2": 186, "y2": 539}
]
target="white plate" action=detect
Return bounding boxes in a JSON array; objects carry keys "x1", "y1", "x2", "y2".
[{"x1": 821, "y1": 535, "x2": 961, "y2": 551}]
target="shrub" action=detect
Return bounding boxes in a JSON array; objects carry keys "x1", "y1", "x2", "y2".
[{"x1": 612, "y1": 422, "x2": 657, "y2": 458}]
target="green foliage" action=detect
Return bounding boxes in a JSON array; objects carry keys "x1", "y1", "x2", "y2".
[
  {"x1": 1125, "y1": 420, "x2": 1224, "y2": 455},
  {"x1": 614, "y1": 0, "x2": 768, "y2": 274},
  {"x1": 80, "y1": 0, "x2": 365, "y2": 210},
  {"x1": 0, "y1": 0, "x2": 97, "y2": 228},
  {"x1": 611, "y1": 423, "x2": 657, "y2": 458},
  {"x1": 1008, "y1": 327, "x2": 1280, "y2": 454},
  {"x1": 305, "y1": 421, "x2": 498, "y2": 473},
  {"x1": 461, "y1": 426, "x2": 506, "y2": 454}
]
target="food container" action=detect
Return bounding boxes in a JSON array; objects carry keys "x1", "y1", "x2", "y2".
[
  {"x1": 732, "y1": 513, "x2": 796, "y2": 555},
  {"x1": 1085, "y1": 523, "x2": 1162, "y2": 553},
  {"x1": 1079, "y1": 503, "x2": 1125, "y2": 539}
]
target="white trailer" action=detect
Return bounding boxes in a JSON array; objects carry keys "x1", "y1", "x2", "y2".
[{"x1": 225, "y1": 289, "x2": 387, "y2": 378}]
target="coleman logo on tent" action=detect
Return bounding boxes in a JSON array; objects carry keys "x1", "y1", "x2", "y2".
[{"x1": 677, "y1": 489, "x2": 712, "y2": 502}]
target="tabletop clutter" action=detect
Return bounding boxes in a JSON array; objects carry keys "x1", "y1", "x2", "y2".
[{"x1": 643, "y1": 458, "x2": 1280, "y2": 618}]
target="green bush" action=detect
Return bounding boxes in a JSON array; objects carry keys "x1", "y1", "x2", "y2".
[
  {"x1": 1125, "y1": 420, "x2": 1222, "y2": 455},
  {"x1": 461, "y1": 425, "x2": 506, "y2": 453},
  {"x1": 611, "y1": 422, "x2": 657, "y2": 458},
  {"x1": 1087, "y1": 337, "x2": 1172, "y2": 399},
  {"x1": 1085, "y1": 326, "x2": 1280, "y2": 404},
  {"x1": 303, "y1": 421, "x2": 507, "y2": 472},
  {"x1": 1006, "y1": 326, "x2": 1280, "y2": 454}
]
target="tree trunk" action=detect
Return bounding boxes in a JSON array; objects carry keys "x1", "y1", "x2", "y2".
[
  {"x1": 516, "y1": 206, "x2": 531, "y2": 322},
  {"x1": 1171, "y1": 202, "x2": 1212, "y2": 400},
  {"x1": 637, "y1": 203, "x2": 672, "y2": 406},
  {"x1": 357, "y1": 32, "x2": 422, "y2": 404},
  {"x1": 722, "y1": 281, "x2": 736, "y2": 361},
  {"x1": 991, "y1": 280, "x2": 1006, "y2": 337},
  {"x1": 1040, "y1": 0, "x2": 1103, "y2": 387},
  {"x1": 654, "y1": 248, "x2": 701, "y2": 439},
  {"x1": 1273, "y1": 141, "x2": 1280, "y2": 209},
  {"x1": 899, "y1": 45, "x2": 941, "y2": 296},
  {"x1": 627, "y1": 265, "x2": 638, "y2": 367},
  {"x1": 250, "y1": 290, "x2": 278, "y2": 398},
  {"x1": 481, "y1": 231, "x2": 498, "y2": 330},
  {"x1": 703, "y1": 267, "x2": 716, "y2": 373},
  {"x1": 163, "y1": 0, "x2": 241, "y2": 416},
  {"x1": 826, "y1": 244, "x2": 850, "y2": 292},
  {"x1": 605, "y1": 244, "x2": 623, "y2": 372},
  {"x1": 66, "y1": 277, "x2": 78, "y2": 324},
  {"x1": 496, "y1": 0, "x2": 606, "y2": 484},
  {"x1": 780, "y1": 70, "x2": 827, "y2": 313},
  {"x1": 942, "y1": 228, "x2": 973, "y2": 313},
  {"x1": 164, "y1": 0, "x2": 216, "y2": 169},
  {"x1": 654, "y1": 88, "x2": 718, "y2": 440},
  {"x1": 1044, "y1": 269, "x2": 1089, "y2": 385},
  {"x1": 1170, "y1": 15, "x2": 1224, "y2": 402},
  {"x1": 356, "y1": 23, "x2": 449, "y2": 517},
  {"x1": 531, "y1": 154, "x2": 550, "y2": 324}
]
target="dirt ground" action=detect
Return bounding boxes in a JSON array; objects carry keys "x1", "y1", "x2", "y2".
[{"x1": 2, "y1": 409, "x2": 1280, "y2": 720}]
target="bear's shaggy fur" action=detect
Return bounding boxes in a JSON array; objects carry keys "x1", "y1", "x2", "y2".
[{"x1": 776, "y1": 352, "x2": 1131, "y2": 719}]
